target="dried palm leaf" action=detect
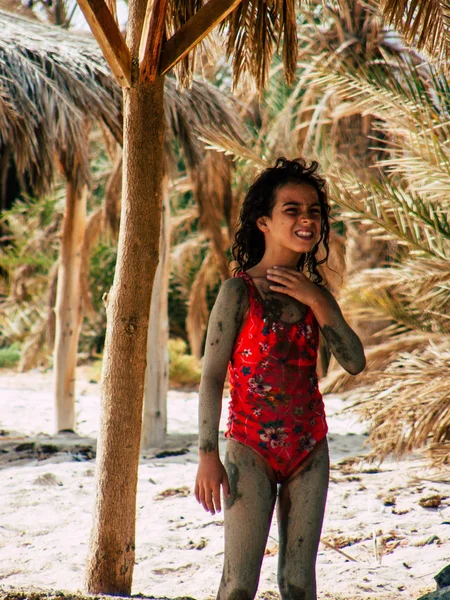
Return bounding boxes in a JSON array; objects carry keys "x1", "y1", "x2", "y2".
[
  {"x1": 221, "y1": 0, "x2": 297, "y2": 93},
  {"x1": 425, "y1": 443, "x2": 450, "y2": 467},
  {"x1": 380, "y1": 0, "x2": 450, "y2": 65},
  {"x1": 0, "y1": 10, "x2": 248, "y2": 198},
  {"x1": 170, "y1": 233, "x2": 209, "y2": 292},
  {"x1": 185, "y1": 249, "x2": 220, "y2": 358},
  {"x1": 352, "y1": 341, "x2": 450, "y2": 461},
  {"x1": 320, "y1": 333, "x2": 436, "y2": 393},
  {"x1": 189, "y1": 150, "x2": 233, "y2": 279},
  {"x1": 102, "y1": 148, "x2": 122, "y2": 241},
  {"x1": 17, "y1": 316, "x2": 49, "y2": 371},
  {"x1": 170, "y1": 207, "x2": 198, "y2": 247}
]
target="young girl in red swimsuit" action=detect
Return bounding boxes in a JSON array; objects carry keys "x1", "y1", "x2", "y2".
[{"x1": 195, "y1": 158, "x2": 365, "y2": 600}]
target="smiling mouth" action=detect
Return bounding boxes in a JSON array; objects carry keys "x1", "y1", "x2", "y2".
[{"x1": 295, "y1": 230, "x2": 314, "y2": 240}]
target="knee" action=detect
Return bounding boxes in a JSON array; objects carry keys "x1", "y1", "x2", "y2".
[
  {"x1": 226, "y1": 590, "x2": 253, "y2": 600},
  {"x1": 278, "y1": 573, "x2": 315, "y2": 600},
  {"x1": 217, "y1": 583, "x2": 256, "y2": 600}
]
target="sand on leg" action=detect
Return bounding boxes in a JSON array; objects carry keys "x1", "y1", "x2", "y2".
[
  {"x1": 276, "y1": 438, "x2": 330, "y2": 600},
  {"x1": 217, "y1": 439, "x2": 277, "y2": 600}
]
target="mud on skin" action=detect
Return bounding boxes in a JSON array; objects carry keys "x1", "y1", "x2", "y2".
[
  {"x1": 224, "y1": 458, "x2": 241, "y2": 509},
  {"x1": 198, "y1": 278, "x2": 248, "y2": 454},
  {"x1": 253, "y1": 277, "x2": 307, "y2": 324},
  {"x1": 321, "y1": 324, "x2": 357, "y2": 366}
]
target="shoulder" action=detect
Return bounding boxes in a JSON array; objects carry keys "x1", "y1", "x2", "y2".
[
  {"x1": 218, "y1": 275, "x2": 249, "y2": 303},
  {"x1": 213, "y1": 276, "x2": 249, "y2": 324},
  {"x1": 221, "y1": 275, "x2": 246, "y2": 291}
]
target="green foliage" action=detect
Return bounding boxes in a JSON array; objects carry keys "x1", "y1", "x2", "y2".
[
  {"x1": 0, "y1": 343, "x2": 21, "y2": 368},
  {"x1": 0, "y1": 193, "x2": 63, "y2": 348},
  {"x1": 168, "y1": 338, "x2": 201, "y2": 387},
  {"x1": 80, "y1": 240, "x2": 117, "y2": 355}
]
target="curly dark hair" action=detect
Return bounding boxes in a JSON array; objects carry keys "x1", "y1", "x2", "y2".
[{"x1": 231, "y1": 157, "x2": 331, "y2": 285}]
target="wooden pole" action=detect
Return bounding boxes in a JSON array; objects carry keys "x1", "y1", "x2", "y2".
[
  {"x1": 85, "y1": 0, "x2": 166, "y2": 592},
  {"x1": 139, "y1": 0, "x2": 168, "y2": 83},
  {"x1": 141, "y1": 174, "x2": 170, "y2": 448},
  {"x1": 76, "y1": 0, "x2": 132, "y2": 87},
  {"x1": 53, "y1": 181, "x2": 87, "y2": 432}
]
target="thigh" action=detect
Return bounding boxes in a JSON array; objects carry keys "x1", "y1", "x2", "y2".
[
  {"x1": 276, "y1": 438, "x2": 329, "y2": 591},
  {"x1": 218, "y1": 439, "x2": 277, "y2": 599}
]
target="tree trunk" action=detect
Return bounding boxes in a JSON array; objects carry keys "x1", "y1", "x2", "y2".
[
  {"x1": 53, "y1": 181, "x2": 87, "y2": 432},
  {"x1": 141, "y1": 175, "x2": 170, "y2": 448},
  {"x1": 84, "y1": 7, "x2": 166, "y2": 587}
]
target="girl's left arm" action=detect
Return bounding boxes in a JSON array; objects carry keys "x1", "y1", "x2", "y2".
[
  {"x1": 266, "y1": 266, "x2": 365, "y2": 375},
  {"x1": 311, "y1": 287, "x2": 366, "y2": 375}
]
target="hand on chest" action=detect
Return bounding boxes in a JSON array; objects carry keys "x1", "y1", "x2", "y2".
[{"x1": 254, "y1": 279, "x2": 307, "y2": 324}]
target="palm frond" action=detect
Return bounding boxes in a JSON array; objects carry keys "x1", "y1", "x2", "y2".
[
  {"x1": 185, "y1": 249, "x2": 219, "y2": 358},
  {"x1": 327, "y1": 172, "x2": 450, "y2": 260},
  {"x1": 320, "y1": 333, "x2": 441, "y2": 393},
  {"x1": 169, "y1": 207, "x2": 199, "y2": 247},
  {"x1": 189, "y1": 150, "x2": 233, "y2": 279},
  {"x1": 198, "y1": 127, "x2": 269, "y2": 168},
  {"x1": 221, "y1": 0, "x2": 297, "y2": 92},
  {"x1": 352, "y1": 340, "x2": 450, "y2": 461},
  {"x1": 380, "y1": 0, "x2": 450, "y2": 65}
]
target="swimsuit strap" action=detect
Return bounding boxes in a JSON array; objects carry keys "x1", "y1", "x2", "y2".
[{"x1": 235, "y1": 271, "x2": 259, "y2": 303}]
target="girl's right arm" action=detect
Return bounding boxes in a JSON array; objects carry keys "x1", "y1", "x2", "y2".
[{"x1": 194, "y1": 276, "x2": 248, "y2": 515}]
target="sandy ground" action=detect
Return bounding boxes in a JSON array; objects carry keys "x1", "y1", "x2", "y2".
[{"x1": 0, "y1": 367, "x2": 449, "y2": 600}]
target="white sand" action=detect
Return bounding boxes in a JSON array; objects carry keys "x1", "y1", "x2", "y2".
[{"x1": 0, "y1": 368, "x2": 449, "y2": 600}]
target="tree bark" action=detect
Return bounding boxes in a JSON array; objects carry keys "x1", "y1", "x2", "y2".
[
  {"x1": 53, "y1": 181, "x2": 87, "y2": 432},
  {"x1": 141, "y1": 175, "x2": 170, "y2": 448},
  {"x1": 84, "y1": 4, "x2": 166, "y2": 586}
]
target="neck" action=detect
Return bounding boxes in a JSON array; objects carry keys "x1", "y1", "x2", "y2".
[{"x1": 257, "y1": 247, "x2": 302, "y2": 270}]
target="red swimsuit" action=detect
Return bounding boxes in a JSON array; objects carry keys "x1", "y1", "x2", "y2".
[{"x1": 225, "y1": 271, "x2": 328, "y2": 483}]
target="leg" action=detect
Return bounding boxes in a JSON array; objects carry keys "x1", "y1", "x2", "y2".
[
  {"x1": 217, "y1": 439, "x2": 277, "y2": 600},
  {"x1": 276, "y1": 438, "x2": 329, "y2": 600}
]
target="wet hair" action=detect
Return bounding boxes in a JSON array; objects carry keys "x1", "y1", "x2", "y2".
[{"x1": 231, "y1": 157, "x2": 331, "y2": 285}]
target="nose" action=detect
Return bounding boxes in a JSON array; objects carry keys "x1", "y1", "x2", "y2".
[{"x1": 299, "y1": 213, "x2": 313, "y2": 224}]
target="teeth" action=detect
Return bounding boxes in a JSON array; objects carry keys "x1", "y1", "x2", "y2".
[{"x1": 295, "y1": 231, "x2": 313, "y2": 239}]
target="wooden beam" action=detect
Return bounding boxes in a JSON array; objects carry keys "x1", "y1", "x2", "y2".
[
  {"x1": 159, "y1": 0, "x2": 242, "y2": 75},
  {"x1": 76, "y1": 0, "x2": 132, "y2": 87},
  {"x1": 139, "y1": 0, "x2": 168, "y2": 83}
]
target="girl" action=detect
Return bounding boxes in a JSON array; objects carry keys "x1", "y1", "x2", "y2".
[{"x1": 194, "y1": 157, "x2": 365, "y2": 600}]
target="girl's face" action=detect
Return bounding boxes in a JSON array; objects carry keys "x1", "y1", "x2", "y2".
[{"x1": 257, "y1": 183, "x2": 322, "y2": 253}]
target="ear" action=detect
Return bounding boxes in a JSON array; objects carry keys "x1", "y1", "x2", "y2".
[{"x1": 256, "y1": 216, "x2": 268, "y2": 232}]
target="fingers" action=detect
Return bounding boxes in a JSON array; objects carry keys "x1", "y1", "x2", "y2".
[
  {"x1": 195, "y1": 481, "x2": 229, "y2": 515},
  {"x1": 195, "y1": 481, "x2": 217, "y2": 515}
]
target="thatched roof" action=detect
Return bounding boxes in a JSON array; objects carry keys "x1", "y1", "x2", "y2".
[
  {"x1": 0, "y1": 9, "x2": 245, "y2": 195},
  {"x1": 0, "y1": 9, "x2": 122, "y2": 192}
]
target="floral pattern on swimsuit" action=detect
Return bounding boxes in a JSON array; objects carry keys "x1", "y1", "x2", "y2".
[{"x1": 225, "y1": 271, "x2": 328, "y2": 483}]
